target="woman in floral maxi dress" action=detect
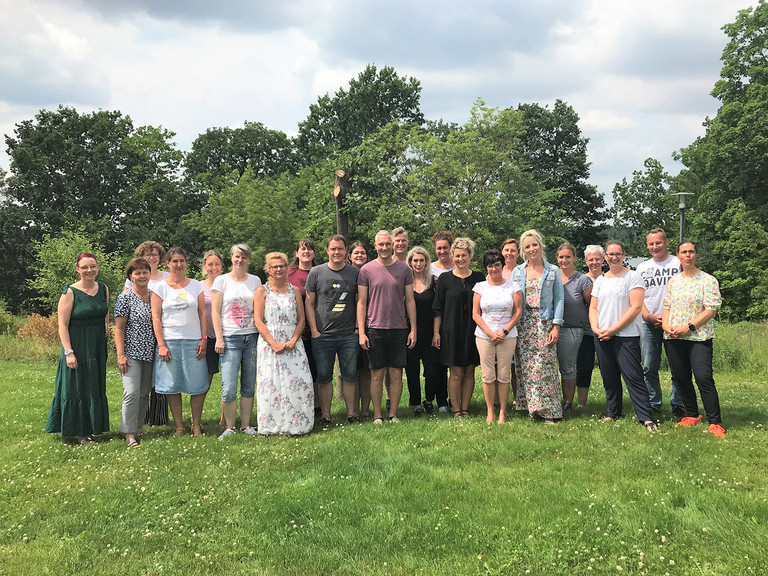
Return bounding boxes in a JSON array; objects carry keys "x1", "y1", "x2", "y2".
[
  {"x1": 510, "y1": 230, "x2": 564, "y2": 423},
  {"x1": 254, "y1": 252, "x2": 314, "y2": 435}
]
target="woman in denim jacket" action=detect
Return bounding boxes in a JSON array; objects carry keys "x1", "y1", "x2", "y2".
[{"x1": 511, "y1": 230, "x2": 564, "y2": 423}]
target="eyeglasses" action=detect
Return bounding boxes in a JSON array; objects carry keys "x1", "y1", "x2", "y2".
[
  {"x1": 79, "y1": 265, "x2": 98, "y2": 271},
  {"x1": 606, "y1": 253, "x2": 624, "y2": 258},
  {"x1": 269, "y1": 264, "x2": 286, "y2": 270}
]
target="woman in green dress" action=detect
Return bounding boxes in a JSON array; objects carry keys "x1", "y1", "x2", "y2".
[{"x1": 46, "y1": 253, "x2": 110, "y2": 444}]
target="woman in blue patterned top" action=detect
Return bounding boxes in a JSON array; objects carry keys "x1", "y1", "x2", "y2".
[{"x1": 115, "y1": 258, "x2": 157, "y2": 447}]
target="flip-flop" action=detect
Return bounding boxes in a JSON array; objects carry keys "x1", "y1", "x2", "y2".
[{"x1": 126, "y1": 438, "x2": 140, "y2": 448}]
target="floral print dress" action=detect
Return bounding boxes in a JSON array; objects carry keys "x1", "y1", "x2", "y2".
[
  {"x1": 515, "y1": 276, "x2": 562, "y2": 419},
  {"x1": 256, "y1": 283, "x2": 315, "y2": 435}
]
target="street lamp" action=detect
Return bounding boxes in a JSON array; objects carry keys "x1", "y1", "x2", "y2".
[{"x1": 674, "y1": 191, "x2": 695, "y2": 244}]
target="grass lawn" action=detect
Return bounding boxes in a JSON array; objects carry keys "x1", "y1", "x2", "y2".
[{"x1": 1, "y1": 357, "x2": 767, "y2": 576}]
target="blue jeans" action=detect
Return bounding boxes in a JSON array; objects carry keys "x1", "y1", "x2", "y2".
[
  {"x1": 221, "y1": 333, "x2": 258, "y2": 402},
  {"x1": 312, "y1": 333, "x2": 359, "y2": 384},
  {"x1": 640, "y1": 323, "x2": 682, "y2": 411}
]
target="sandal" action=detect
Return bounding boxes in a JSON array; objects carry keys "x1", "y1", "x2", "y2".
[
  {"x1": 126, "y1": 437, "x2": 140, "y2": 448},
  {"x1": 644, "y1": 421, "x2": 658, "y2": 433}
]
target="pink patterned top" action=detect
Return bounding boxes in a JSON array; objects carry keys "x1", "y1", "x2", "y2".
[{"x1": 663, "y1": 271, "x2": 721, "y2": 341}]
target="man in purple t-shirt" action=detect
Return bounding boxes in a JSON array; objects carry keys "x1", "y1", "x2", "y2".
[{"x1": 357, "y1": 230, "x2": 417, "y2": 422}]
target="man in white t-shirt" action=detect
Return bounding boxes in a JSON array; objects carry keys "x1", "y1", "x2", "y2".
[{"x1": 635, "y1": 228, "x2": 683, "y2": 415}]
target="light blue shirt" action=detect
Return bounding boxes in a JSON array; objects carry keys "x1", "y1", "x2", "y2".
[{"x1": 510, "y1": 261, "x2": 564, "y2": 325}]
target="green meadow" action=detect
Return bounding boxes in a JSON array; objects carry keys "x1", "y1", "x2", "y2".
[{"x1": 1, "y1": 323, "x2": 767, "y2": 576}]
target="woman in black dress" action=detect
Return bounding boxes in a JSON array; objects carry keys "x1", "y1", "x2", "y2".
[
  {"x1": 433, "y1": 237, "x2": 484, "y2": 417},
  {"x1": 405, "y1": 246, "x2": 447, "y2": 416}
]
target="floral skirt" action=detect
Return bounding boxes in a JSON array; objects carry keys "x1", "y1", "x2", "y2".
[{"x1": 514, "y1": 310, "x2": 562, "y2": 419}]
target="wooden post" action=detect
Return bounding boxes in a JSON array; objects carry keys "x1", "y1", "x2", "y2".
[{"x1": 333, "y1": 169, "x2": 350, "y2": 239}]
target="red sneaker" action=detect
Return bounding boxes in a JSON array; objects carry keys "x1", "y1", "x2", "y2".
[
  {"x1": 676, "y1": 415, "x2": 703, "y2": 427},
  {"x1": 706, "y1": 424, "x2": 726, "y2": 438}
]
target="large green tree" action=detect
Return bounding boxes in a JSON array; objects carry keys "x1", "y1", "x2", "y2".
[
  {"x1": 611, "y1": 158, "x2": 679, "y2": 256},
  {"x1": 296, "y1": 64, "x2": 424, "y2": 163},
  {"x1": 517, "y1": 100, "x2": 607, "y2": 249},
  {"x1": 0, "y1": 106, "x2": 198, "y2": 311},
  {"x1": 185, "y1": 121, "x2": 296, "y2": 193},
  {"x1": 673, "y1": 1, "x2": 768, "y2": 319}
]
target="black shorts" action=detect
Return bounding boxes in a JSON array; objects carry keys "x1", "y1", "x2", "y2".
[{"x1": 367, "y1": 328, "x2": 408, "y2": 370}]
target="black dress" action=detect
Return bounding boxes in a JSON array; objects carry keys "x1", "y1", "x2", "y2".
[{"x1": 433, "y1": 271, "x2": 484, "y2": 368}]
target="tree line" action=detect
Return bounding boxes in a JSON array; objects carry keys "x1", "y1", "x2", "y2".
[{"x1": 2, "y1": 2, "x2": 767, "y2": 322}]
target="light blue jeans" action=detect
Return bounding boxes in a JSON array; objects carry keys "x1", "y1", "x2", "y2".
[
  {"x1": 640, "y1": 323, "x2": 682, "y2": 411},
  {"x1": 221, "y1": 333, "x2": 258, "y2": 402}
]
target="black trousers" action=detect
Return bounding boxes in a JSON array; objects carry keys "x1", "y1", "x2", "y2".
[
  {"x1": 405, "y1": 339, "x2": 448, "y2": 407},
  {"x1": 576, "y1": 332, "x2": 596, "y2": 388},
  {"x1": 663, "y1": 338, "x2": 721, "y2": 424},
  {"x1": 594, "y1": 336, "x2": 652, "y2": 422}
]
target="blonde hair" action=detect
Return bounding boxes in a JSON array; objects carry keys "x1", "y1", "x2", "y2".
[
  {"x1": 520, "y1": 229, "x2": 546, "y2": 262},
  {"x1": 451, "y1": 237, "x2": 475, "y2": 259},
  {"x1": 406, "y1": 246, "x2": 433, "y2": 289},
  {"x1": 264, "y1": 252, "x2": 289, "y2": 273}
]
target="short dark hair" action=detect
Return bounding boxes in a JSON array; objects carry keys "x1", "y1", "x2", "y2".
[
  {"x1": 327, "y1": 234, "x2": 348, "y2": 248},
  {"x1": 557, "y1": 243, "x2": 576, "y2": 257},
  {"x1": 605, "y1": 239, "x2": 625, "y2": 253},
  {"x1": 482, "y1": 249, "x2": 504, "y2": 269},
  {"x1": 165, "y1": 246, "x2": 188, "y2": 262},
  {"x1": 125, "y1": 257, "x2": 151, "y2": 280}
]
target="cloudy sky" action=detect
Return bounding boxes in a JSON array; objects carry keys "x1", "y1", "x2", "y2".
[{"x1": 0, "y1": 0, "x2": 755, "y2": 200}]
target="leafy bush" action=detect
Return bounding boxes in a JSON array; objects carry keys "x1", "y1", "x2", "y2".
[
  {"x1": 29, "y1": 230, "x2": 125, "y2": 314},
  {"x1": 0, "y1": 305, "x2": 24, "y2": 336},
  {"x1": 17, "y1": 313, "x2": 59, "y2": 343}
]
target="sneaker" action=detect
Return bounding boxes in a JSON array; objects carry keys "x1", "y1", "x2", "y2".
[
  {"x1": 706, "y1": 424, "x2": 726, "y2": 438},
  {"x1": 438, "y1": 405, "x2": 449, "y2": 414},
  {"x1": 414, "y1": 405, "x2": 425, "y2": 417},
  {"x1": 422, "y1": 400, "x2": 434, "y2": 414},
  {"x1": 218, "y1": 428, "x2": 236, "y2": 440},
  {"x1": 373, "y1": 417, "x2": 384, "y2": 425},
  {"x1": 388, "y1": 415, "x2": 399, "y2": 423},
  {"x1": 240, "y1": 426, "x2": 258, "y2": 435},
  {"x1": 676, "y1": 415, "x2": 703, "y2": 427}
]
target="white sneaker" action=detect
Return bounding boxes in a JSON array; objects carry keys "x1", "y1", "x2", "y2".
[
  {"x1": 388, "y1": 416, "x2": 399, "y2": 423},
  {"x1": 240, "y1": 426, "x2": 258, "y2": 436},
  {"x1": 218, "y1": 428, "x2": 236, "y2": 440},
  {"x1": 438, "y1": 406, "x2": 449, "y2": 414}
]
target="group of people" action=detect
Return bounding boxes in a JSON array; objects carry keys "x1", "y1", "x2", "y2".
[{"x1": 45, "y1": 226, "x2": 726, "y2": 446}]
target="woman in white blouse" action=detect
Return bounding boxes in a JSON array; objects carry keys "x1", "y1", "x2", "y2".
[
  {"x1": 150, "y1": 247, "x2": 209, "y2": 436},
  {"x1": 212, "y1": 244, "x2": 262, "y2": 439},
  {"x1": 589, "y1": 240, "x2": 656, "y2": 431}
]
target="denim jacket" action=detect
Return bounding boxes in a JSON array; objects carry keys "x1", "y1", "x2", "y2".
[{"x1": 510, "y1": 261, "x2": 564, "y2": 325}]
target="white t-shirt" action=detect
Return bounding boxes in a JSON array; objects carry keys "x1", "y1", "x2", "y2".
[
  {"x1": 472, "y1": 279, "x2": 521, "y2": 339},
  {"x1": 153, "y1": 279, "x2": 204, "y2": 340},
  {"x1": 431, "y1": 262, "x2": 455, "y2": 277},
  {"x1": 635, "y1": 255, "x2": 680, "y2": 317},
  {"x1": 211, "y1": 273, "x2": 261, "y2": 336},
  {"x1": 125, "y1": 271, "x2": 170, "y2": 291},
  {"x1": 592, "y1": 271, "x2": 645, "y2": 337}
]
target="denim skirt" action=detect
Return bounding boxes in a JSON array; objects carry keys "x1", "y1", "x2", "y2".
[{"x1": 153, "y1": 339, "x2": 210, "y2": 395}]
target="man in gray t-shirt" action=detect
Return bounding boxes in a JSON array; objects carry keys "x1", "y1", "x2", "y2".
[
  {"x1": 635, "y1": 228, "x2": 683, "y2": 415},
  {"x1": 306, "y1": 235, "x2": 360, "y2": 425}
]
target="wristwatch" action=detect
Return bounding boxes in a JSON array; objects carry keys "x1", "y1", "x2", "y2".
[
  {"x1": 502, "y1": 329, "x2": 509, "y2": 336},
  {"x1": 64, "y1": 349, "x2": 74, "y2": 355},
  {"x1": 687, "y1": 323, "x2": 697, "y2": 333}
]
